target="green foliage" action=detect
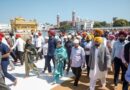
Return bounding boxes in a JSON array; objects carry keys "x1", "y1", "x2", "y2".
[
  {"x1": 93, "y1": 21, "x2": 107, "y2": 28},
  {"x1": 128, "y1": 22, "x2": 130, "y2": 26},
  {"x1": 93, "y1": 22, "x2": 102, "y2": 28},
  {"x1": 59, "y1": 22, "x2": 72, "y2": 30},
  {"x1": 113, "y1": 19, "x2": 129, "y2": 27}
]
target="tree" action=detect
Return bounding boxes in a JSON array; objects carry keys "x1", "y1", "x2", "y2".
[
  {"x1": 113, "y1": 19, "x2": 129, "y2": 27},
  {"x1": 100, "y1": 21, "x2": 107, "y2": 27},
  {"x1": 93, "y1": 22, "x2": 102, "y2": 28},
  {"x1": 128, "y1": 22, "x2": 130, "y2": 26},
  {"x1": 59, "y1": 24, "x2": 72, "y2": 30},
  {"x1": 93, "y1": 21, "x2": 108, "y2": 28},
  {"x1": 59, "y1": 21, "x2": 72, "y2": 30}
]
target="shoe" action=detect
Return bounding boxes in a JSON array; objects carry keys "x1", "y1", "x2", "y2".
[
  {"x1": 73, "y1": 84, "x2": 78, "y2": 89},
  {"x1": 66, "y1": 71, "x2": 69, "y2": 75},
  {"x1": 73, "y1": 83, "x2": 78, "y2": 87},
  {"x1": 101, "y1": 86, "x2": 107, "y2": 90},
  {"x1": 42, "y1": 71, "x2": 45, "y2": 73},
  {"x1": 13, "y1": 79, "x2": 17, "y2": 86},
  {"x1": 87, "y1": 88, "x2": 90, "y2": 90},
  {"x1": 48, "y1": 72, "x2": 52, "y2": 76},
  {"x1": 114, "y1": 86, "x2": 118, "y2": 90},
  {"x1": 51, "y1": 81, "x2": 56, "y2": 85},
  {"x1": 9, "y1": 68, "x2": 15, "y2": 71}
]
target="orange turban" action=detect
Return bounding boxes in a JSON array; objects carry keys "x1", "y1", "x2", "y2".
[
  {"x1": 90, "y1": 34, "x2": 94, "y2": 40},
  {"x1": 82, "y1": 32, "x2": 87, "y2": 37},
  {"x1": 94, "y1": 37, "x2": 103, "y2": 44},
  {"x1": 94, "y1": 29, "x2": 104, "y2": 36}
]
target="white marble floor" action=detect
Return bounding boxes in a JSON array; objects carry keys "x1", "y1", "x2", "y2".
[{"x1": 5, "y1": 59, "x2": 73, "y2": 90}]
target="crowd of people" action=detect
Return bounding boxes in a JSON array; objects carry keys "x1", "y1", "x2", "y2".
[{"x1": 0, "y1": 29, "x2": 130, "y2": 90}]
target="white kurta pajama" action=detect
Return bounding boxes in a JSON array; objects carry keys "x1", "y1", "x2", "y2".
[
  {"x1": 89, "y1": 48, "x2": 107, "y2": 90},
  {"x1": 84, "y1": 41, "x2": 92, "y2": 55}
]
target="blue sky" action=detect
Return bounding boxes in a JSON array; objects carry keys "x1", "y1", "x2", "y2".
[{"x1": 0, "y1": 0, "x2": 130, "y2": 24}]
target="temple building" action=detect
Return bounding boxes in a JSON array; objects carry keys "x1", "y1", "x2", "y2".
[{"x1": 10, "y1": 17, "x2": 38, "y2": 32}]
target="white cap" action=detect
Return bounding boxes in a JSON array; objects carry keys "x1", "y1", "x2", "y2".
[
  {"x1": 45, "y1": 36, "x2": 49, "y2": 40},
  {"x1": 57, "y1": 38, "x2": 62, "y2": 42},
  {"x1": 55, "y1": 35, "x2": 59, "y2": 40},
  {"x1": 76, "y1": 35, "x2": 81, "y2": 39},
  {"x1": 72, "y1": 32, "x2": 75, "y2": 36},
  {"x1": 64, "y1": 35, "x2": 67, "y2": 38},
  {"x1": 68, "y1": 35, "x2": 72, "y2": 39},
  {"x1": 35, "y1": 33, "x2": 38, "y2": 36},
  {"x1": 5, "y1": 35, "x2": 10, "y2": 38},
  {"x1": 73, "y1": 39, "x2": 79, "y2": 44}
]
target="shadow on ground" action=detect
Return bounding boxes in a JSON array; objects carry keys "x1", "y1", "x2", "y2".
[{"x1": 52, "y1": 71, "x2": 129, "y2": 90}]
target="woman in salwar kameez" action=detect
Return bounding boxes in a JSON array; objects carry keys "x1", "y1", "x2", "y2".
[
  {"x1": 53, "y1": 39, "x2": 67, "y2": 83},
  {"x1": 24, "y1": 39, "x2": 39, "y2": 77}
]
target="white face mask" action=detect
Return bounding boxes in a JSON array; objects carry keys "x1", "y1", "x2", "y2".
[{"x1": 74, "y1": 43, "x2": 79, "y2": 48}]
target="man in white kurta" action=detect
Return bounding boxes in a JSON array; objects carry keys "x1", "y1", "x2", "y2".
[
  {"x1": 11, "y1": 34, "x2": 25, "y2": 65},
  {"x1": 89, "y1": 48, "x2": 107, "y2": 90},
  {"x1": 89, "y1": 37, "x2": 111, "y2": 90},
  {"x1": 35, "y1": 33, "x2": 44, "y2": 60}
]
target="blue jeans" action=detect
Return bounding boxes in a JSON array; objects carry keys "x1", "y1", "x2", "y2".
[{"x1": 1, "y1": 60, "x2": 16, "y2": 82}]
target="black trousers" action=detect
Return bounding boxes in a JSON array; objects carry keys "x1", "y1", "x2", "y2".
[
  {"x1": 66, "y1": 59, "x2": 71, "y2": 73},
  {"x1": 71, "y1": 67, "x2": 82, "y2": 86},
  {"x1": 63, "y1": 60, "x2": 66, "y2": 70},
  {"x1": 114, "y1": 57, "x2": 128, "y2": 90},
  {"x1": 66, "y1": 54, "x2": 71, "y2": 73},
  {"x1": 85, "y1": 55, "x2": 90, "y2": 76},
  {"x1": 36, "y1": 47, "x2": 43, "y2": 60},
  {"x1": 43, "y1": 55, "x2": 48, "y2": 71},
  {"x1": 17, "y1": 51, "x2": 24, "y2": 65},
  {"x1": 47, "y1": 56, "x2": 55, "y2": 73}
]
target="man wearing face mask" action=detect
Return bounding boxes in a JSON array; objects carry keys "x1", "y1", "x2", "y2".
[
  {"x1": 93, "y1": 29, "x2": 107, "y2": 47},
  {"x1": 81, "y1": 32, "x2": 87, "y2": 48},
  {"x1": 84, "y1": 34, "x2": 92, "y2": 76},
  {"x1": 70, "y1": 39, "x2": 85, "y2": 87},
  {"x1": 112, "y1": 31, "x2": 128, "y2": 90},
  {"x1": 88, "y1": 37, "x2": 111, "y2": 90},
  {"x1": 65, "y1": 35, "x2": 73, "y2": 75},
  {"x1": 121, "y1": 35, "x2": 130, "y2": 89},
  {"x1": 47, "y1": 29, "x2": 57, "y2": 74}
]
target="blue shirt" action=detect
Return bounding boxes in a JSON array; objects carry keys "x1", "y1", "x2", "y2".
[
  {"x1": 0, "y1": 51, "x2": 4, "y2": 78},
  {"x1": 70, "y1": 46, "x2": 85, "y2": 67},
  {"x1": 81, "y1": 38, "x2": 86, "y2": 48},
  {"x1": 65, "y1": 40, "x2": 73, "y2": 57},
  {"x1": 0, "y1": 43, "x2": 10, "y2": 61},
  {"x1": 47, "y1": 37, "x2": 57, "y2": 56},
  {"x1": 112, "y1": 40, "x2": 127, "y2": 60}
]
